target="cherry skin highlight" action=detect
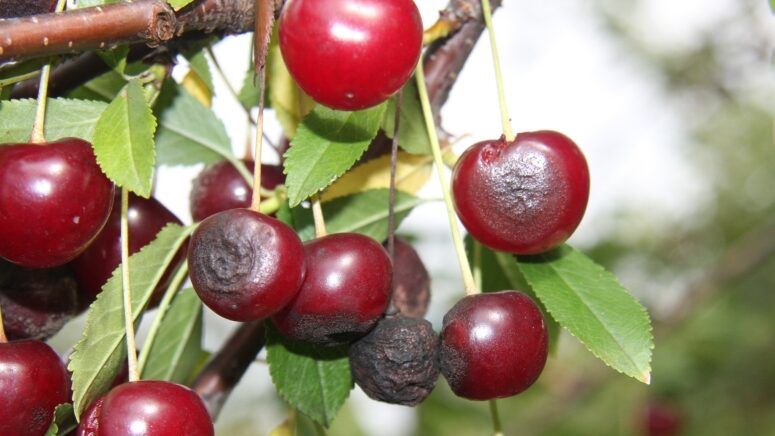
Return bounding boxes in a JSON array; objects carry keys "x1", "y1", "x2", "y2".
[
  {"x1": 440, "y1": 291, "x2": 548, "y2": 400},
  {"x1": 452, "y1": 131, "x2": 590, "y2": 254},
  {"x1": 0, "y1": 340, "x2": 70, "y2": 436},
  {"x1": 278, "y1": 0, "x2": 423, "y2": 110},
  {"x1": 0, "y1": 138, "x2": 115, "y2": 268},
  {"x1": 190, "y1": 160, "x2": 285, "y2": 222},
  {"x1": 272, "y1": 233, "x2": 392, "y2": 346},
  {"x1": 188, "y1": 209, "x2": 306, "y2": 321},
  {"x1": 69, "y1": 192, "x2": 184, "y2": 305},
  {"x1": 75, "y1": 380, "x2": 213, "y2": 436}
]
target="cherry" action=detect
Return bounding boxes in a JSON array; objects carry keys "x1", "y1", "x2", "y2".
[
  {"x1": 642, "y1": 400, "x2": 684, "y2": 436},
  {"x1": 190, "y1": 160, "x2": 285, "y2": 222},
  {"x1": 188, "y1": 209, "x2": 306, "y2": 321},
  {"x1": 0, "y1": 339, "x2": 70, "y2": 436},
  {"x1": 75, "y1": 380, "x2": 213, "y2": 435},
  {"x1": 388, "y1": 237, "x2": 430, "y2": 318},
  {"x1": 440, "y1": 291, "x2": 548, "y2": 400},
  {"x1": 278, "y1": 0, "x2": 423, "y2": 110},
  {"x1": 69, "y1": 192, "x2": 184, "y2": 306},
  {"x1": 272, "y1": 233, "x2": 392, "y2": 346},
  {"x1": 452, "y1": 131, "x2": 590, "y2": 254},
  {"x1": 0, "y1": 138, "x2": 115, "y2": 268},
  {"x1": 0, "y1": 259, "x2": 84, "y2": 340}
]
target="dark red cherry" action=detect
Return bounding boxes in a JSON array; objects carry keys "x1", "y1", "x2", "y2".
[
  {"x1": 0, "y1": 138, "x2": 115, "y2": 268},
  {"x1": 0, "y1": 259, "x2": 84, "y2": 340},
  {"x1": 278, "y1": 0, "x2": 423, "y2": 110},
  {"x1": 272, "y1": 233, "x2": 392, "y2": 346},
  {"x1": 188, "y1": 209, "x2": 306, "y2": 321},
  {"x1": 642, "y1": 400, "x2": 684, "y2": 436},
  {"x1": 69, "y1": 192, "x2": 184, "y2": 305},
  {"x1": 440, "y1": 291, "x2": 548, "y2": 400},
  {"x1": 387, "y1": 237, "x2": 430, "y2": 318},
  {"x1": 190, "y1": 160, "x2": 285, "y2": 222},
  {"x1": 452, "y1": 131, "x2": 590, "y2": 254},
  {"x1": 0, "y1": 339, "x2": 70, "y2": 436},
  {"x1": 75, "y1": 380, "x2": 213, "y2": 436}
]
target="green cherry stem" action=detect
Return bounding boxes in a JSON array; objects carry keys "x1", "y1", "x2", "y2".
[
  {"x1": 415, "y1": 61, "x2": 477, "y2": 296},
  {"x1": 29, "y1": 0, "x2": 67, "y2": 144},
  {"x1": 489, "y1": 398, "x2": 504, "y2": 436},
  {"x1": 311, "y1": 194, "x2": 328, "y2": 238},
  {"x1": 250, "y1": 62, "x2": 268, "y2": 212},
  {"x1": 136, "y1": 262, "x2": 189, "y2": 375},
  {"x1": 0, "y1": 70, "x2": 40, "y2": 89},
  {"x1": 481, "y1": 0, "x2": 515, "y2": 142},
  {"x1": 120, "y1": 188, "x2": 140, "y2": 382}
]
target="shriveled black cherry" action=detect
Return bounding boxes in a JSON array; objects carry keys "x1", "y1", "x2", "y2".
[{"x1": 188, "y1": 209, "x2": 306, "y2": 321}]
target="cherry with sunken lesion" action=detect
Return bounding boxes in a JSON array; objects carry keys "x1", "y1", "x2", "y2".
[
  {"x1": 0, "y1": 259, "x2": 84, "y2": 340},
  {"x1": 188, "y1": 208, "x2": 306, "y2": 322},
  {"x1": 452, "y1": 131, "x2": 590, "y2": 255},
  {"x1": 75, "y1": 380, "x2": 214, "y2": 436},
  {"x1": 387, "y1": 237, "x2": 431, "y2": 318},
  {"x1": 0, "y1": 138, "x2": 115, "y2": 268},
  {"x1": 190, "y1": 160, "x2": 285, "y2": 222},
  {"x1": 69, "y1": 192, "x2": 184, "y2": 306},
  {"x1": 278, "y1": 0, "x2": 423, "y2": 111},
  {"x1": 272, "y1": 233, "x2": 393, "y2": 346},
  {"x1": 440, "y1": 291, "x2": 548, "y2": 400},
  {"x1": 0, "y1": 339, "x2": 71, "y2": 436}
]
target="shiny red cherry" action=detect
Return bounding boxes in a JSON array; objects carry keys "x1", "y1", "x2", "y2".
[
  {"x1": 0, "y1": 138, "x2": 115, "y2": 268},
  {"x1": 75, "y1": 380, "x2": 213, "y2": 435},
  {"x1": 278, "y1": 0, "x2": 423, "y2": 110},
  {"x1": 272, "y1": 233, "x2": 392, "y2": 346},
  {"x1": 452, "y1": 131, "x2": 590, "y2": 254},
  {"x1": 188, "y1": 209, "x2": 306, "y2": 321},
  {"x1": 190, "y1": 160, "x2": 285, "y2": 222},
  {"x1": 440, "y1": 291, "x2": 548, "y2": 400},
  {"x1": 69, "y1": 192, "x2": 184, "y2": 305},
  {"x1": 0, "y1": 339, "x2": 70, "y2": 436}
]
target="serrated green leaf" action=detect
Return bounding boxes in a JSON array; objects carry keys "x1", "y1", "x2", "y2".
[
  {"x1": 141, "y1": 288, "x2": 203, "y2": 383},
  {"x1": 67, "y1": 70, "x2": 128, "y2": 102},
  {"x1": 185, "y1": 49, "x2": 214, "y2": 93},
  {"x1": 516, "y1": 245, "x2": 654, "y2": 383},
  {"x1": 68, "y1": 224, "x2": 193, "y2": 418},
  {"x1": 382, "y1": 79, "x2": 431, "y2": 155},
  {"x1": 0, "y1": 98, "x2": 107, "y2": 143},
  {"x1": 155, "y1": 87, "x2": 234, "y2": 166},
  {"x1": 167, "y1": 0, "x2": 195, "y2": 10},
  {"x1": 97, "y1": 46, "x2": 129, "y2": 74},
  {"x1": 92, "y1": 79, "x2": 156, "y2": 197},
  {"x1": 284, "y1": 104, "x2": 387, "y2": 206},
  {"x1": 45, "y1": 404, "x2": 76, "y2": 436},
  {"x1": 292, "y1": 189, "x2": 422, "y2": 241},
  {"x1": 238, "y1": 63, "x2": 261, "y2": 109},
  {"x1": 266, "y1": 324, "x2": 353, "y2": 428}
]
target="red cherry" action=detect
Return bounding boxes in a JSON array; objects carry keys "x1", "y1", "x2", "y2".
[
  {"x1": 452, "y1": 131, "x2": 590, "y2": 254},
  {"x1": 69, "y1": 192, "x2": 184, "y2": 305},
  {"x1": 272, "y1": 233, "x2": 392, "y2": 346},
  {"x1": 188, "y1": 209, "x2": 306, "y2": 321},
  {"x1": 387, "y1": 237, "x2": 430, "y2": 318},
  {"x1": 278, "y1": 0, "x2": 423, "y2": 110},
  {"x1": 0, "y1": 138, "x2": 115, "y2": 268},
  {"x1": 76, "y1": 380, "x2": 213, "y2": 436},
  {"x1": 440, "y1": 291, "x2": 548, "y2": 400},
  {"x1": 643, "y1": 400, "x2": 684, "y2": 436},
  {"x1": 0, "y1": 340, "x2": 70, "y2": 436},
  {"x1": 190, "y1": 160, "x2": 285, "y2": 222}
]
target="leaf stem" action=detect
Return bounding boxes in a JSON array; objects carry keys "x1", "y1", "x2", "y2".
[
  {"x1": 0, "y1": 304, "x2": 7, "y2": 343},
  {"x1": 489, "y1": 399, "x2": 504, "y2": 436},
  {"x1": 136, "y1": 262, "x2": 189, "y2": 375},
  {"x1": 0, "y1": 70, "x2": 41, "y2": 88},
  {"x1": 311, "y1": 195, "x2": 328, "y2": 238},
  {"x1": 480, "y1": 0, "x2": 514, "y2": 141},
  {"x1": 415, "y1": 62, "x2": 477, "y2": 296},
  {"x1": 120, "y1": 188, "x2": 140, "y2": 382}
]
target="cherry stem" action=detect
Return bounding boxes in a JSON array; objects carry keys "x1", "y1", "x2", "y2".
[
  {"x1": 480, "y1": 0, "x2": 515, "y2": 142},
  {"x1": 120, "y1": 188, "x2": 140, "y2": 382},
  {"x1": 415, "y1": 61, "x2": 477, "y2": 296},
  {"x1": 250, "y1": 66, "x2": 268, "y2": 212},
  {"x1": 0, "y1": 304, "x2": 7, "y2": 343},
  {"x1": 136, "y1": 262, "x2": 189, "y2": 375},
  {"x1": 0, "y1": 70, "x2": 41, "y2": 89},
  {"x1": 311, "y1": 195, "x2": 328, "y2": 238},
  {"x1": 489, "y1": 399, "x2": 504, "y2": 436}
]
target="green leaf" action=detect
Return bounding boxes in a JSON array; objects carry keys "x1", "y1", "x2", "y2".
[
  {"x1": 92, "y1": 79, "x2": 156, "y2": 197},
  {"x1": 167, "y1": 0, "x2": 196, "y2": 10},
  {"x1": 67, "y1": 70, "x2": 128, "y2": 102},
  {"x1": 266, "y1": 324, "x2": 353, "y2": 428},
  {"x1": 292, "y1": 189, "x2": 423, "y2": 242},
  {"x1": 0, "y1": 98, "x2": 107, "y2": 143},
  {"x1": 382, "y1": 79, "x2": 431, "y2": 155},
  {"x1": 238, "y1": 64, "x2": 261, "y2": 109},
  {"x1": 184, "y1": 49, "x2": 214, "y2": 93},
  {"x1": 68, "y1": 224, "x2": 193, "y2": 418},
  {"x1": 141, "y1": 288, "x2": 204, "y2": 383},
  {"x1": 284, "y1": 104, "x2": 387, "y2": 206},
  {"x1": 155, "y1": 87, "x2": 234, "y2": 166},
  {"x1": 97, "y1": 46, "x2": 129, "y2": 74},
  {"x1": 516, "y1": 245, "x2": 654, "y2": 383},
  {"x1": 45, "y1": 404, "x2": 76, "y2": 436},
  {"x1": 266, "y1": 32, "x2": 314, "y2": 137}
]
